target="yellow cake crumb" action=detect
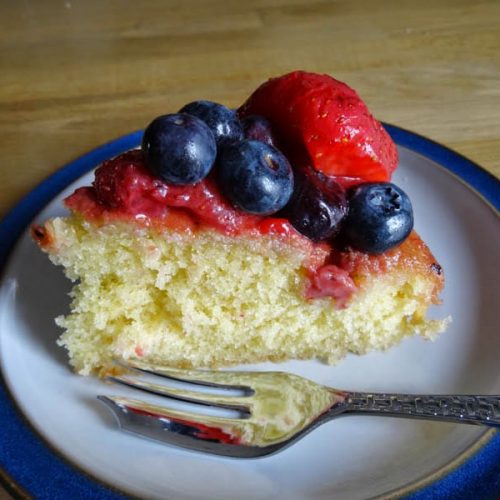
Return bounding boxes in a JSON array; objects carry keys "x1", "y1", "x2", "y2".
[{"x1": 34, "y1": 215, "x2": 448, "y2": 376}]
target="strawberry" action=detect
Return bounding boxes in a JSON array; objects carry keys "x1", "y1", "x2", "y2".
[
  {"x1": 238, "y1": 71, "x2": 398, "y2": 183},
  {"x1": 93, "y1": 150, "x2": 170, "y2": 217}
]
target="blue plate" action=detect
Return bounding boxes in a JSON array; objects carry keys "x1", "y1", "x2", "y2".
[{"x1": 0, "y1": 127, "x2": 499, "y2": 499}]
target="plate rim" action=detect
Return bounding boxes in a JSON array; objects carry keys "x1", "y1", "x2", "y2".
[{"x1": 0, "y1": 125, "x2": 498, "y2": 499}]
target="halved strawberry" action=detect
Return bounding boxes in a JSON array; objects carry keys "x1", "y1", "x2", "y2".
[{"x1": 238, "y1": 71, "x2": 398, "y2": 183}]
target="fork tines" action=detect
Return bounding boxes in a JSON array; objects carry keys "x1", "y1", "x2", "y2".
[{"x1": 98, "y1": 359, "x2": 268, "y2": 457}]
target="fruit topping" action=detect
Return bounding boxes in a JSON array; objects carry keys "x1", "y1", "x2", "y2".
[
  {"x1": 142, "y1": 114, "x2": 217, "y2": 185},
  {"x1": 305, "y1": 264, "x2": 357, "y2": 307},
  {"x1": 282, "y1": 166, "x2": 347, "y2": 242},
  {"x1": 179, "y1": 100, "x2": 243, "y2": 146},
  {"x1": 218, "y1": 140, "x2": 294, "y2": 215},
  {"x1": 89, "y1": 71, "x2": 414, "y2": 256},
  {"x1": 239, "y1": 71, "x2": 398, "y2": 184},
  {"x1": 94, "y1": 150, "x2": 169, "y2": 214},
  {"x1": 79, "y1": 150, "x2": 267, "y2": 233},
  {"x1": 242, "y1": 115, "x2": 275, "y2": 146},
  {"x1": 341, "y1": 182, "x2": 413, "y2": 254}
]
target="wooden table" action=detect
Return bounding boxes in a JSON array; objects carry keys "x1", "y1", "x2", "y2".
[{"x1": 0, "y1": 1, "x2": 498, "y2": 497}]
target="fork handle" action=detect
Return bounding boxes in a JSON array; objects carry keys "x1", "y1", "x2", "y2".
[{"x1": 339, "y1": 393, "x2": 500, "y2": 427}]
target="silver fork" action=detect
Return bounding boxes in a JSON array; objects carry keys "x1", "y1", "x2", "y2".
[{"x1": 98, "y1": 359, "x2": 500, "y2": 458}]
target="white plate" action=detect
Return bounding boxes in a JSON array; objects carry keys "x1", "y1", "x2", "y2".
[{"x1": 0, "y1": 129, "x2": 499, "y2": 499}]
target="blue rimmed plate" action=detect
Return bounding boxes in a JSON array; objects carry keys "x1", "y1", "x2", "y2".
[{"x1": 0, "y1": 126, "x2": 499, "y2": 499}]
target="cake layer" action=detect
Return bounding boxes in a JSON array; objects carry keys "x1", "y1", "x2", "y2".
[{"x1": 33, "y1": 215, "x2": 448, "y2": 376}]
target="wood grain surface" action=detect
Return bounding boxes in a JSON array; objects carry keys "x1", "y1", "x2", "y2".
[{"x1": 0, "y1": 0, "x2": 499, "y2": 497}]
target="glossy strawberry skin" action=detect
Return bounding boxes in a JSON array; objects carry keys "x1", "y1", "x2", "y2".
[{"x1": 238, "y1": 71, "x2": 398, "y2": 183}]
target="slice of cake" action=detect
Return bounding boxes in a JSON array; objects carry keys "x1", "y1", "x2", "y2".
[{"x1": 32, "y1": 71, "x2": 448, "y2": 376}]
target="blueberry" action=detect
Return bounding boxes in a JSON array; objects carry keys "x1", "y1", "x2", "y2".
[
  {"x1": 218, "y1": 140, "x2": 293, "y2": 215},
  {"x1": 142, "y1": 113, "x2": 216, "y2": 185},
  {"x1": 282, "y1": 167, "x2": 347, "y2": 241},
  {"x1": 242, "y1": 115, "x2": 275, "y2": 146},
  {"x1": 342, "y1": 182, "x2": 413, "y2": 254},
  {"x1": 179, "y1": 100, "x2": 243, "y2": 146}
]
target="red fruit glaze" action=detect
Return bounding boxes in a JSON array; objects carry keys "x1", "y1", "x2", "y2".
[
  {"x1": 239, "y1": 71, "x2": 398, "y2": 183},
  {"x1": 67, "y1": 150, "x2": 267, "y2": 235}
]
